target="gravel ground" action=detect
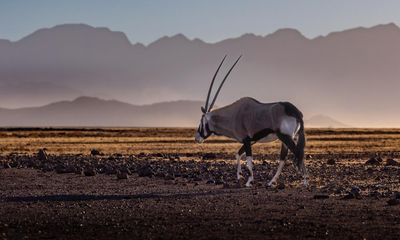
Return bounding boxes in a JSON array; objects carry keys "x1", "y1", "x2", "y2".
[{"x1": 0, "y1": 153, "x2": 399, "y2": 239}]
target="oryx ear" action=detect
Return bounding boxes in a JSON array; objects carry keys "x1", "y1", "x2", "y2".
[{"x1": 201, "y1": 106, "x2": 206, "y2": 113}]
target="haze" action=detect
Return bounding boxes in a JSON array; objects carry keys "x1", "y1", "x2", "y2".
[{"x1": 1, "y1": 1, "x2": 400, "y2": 128}]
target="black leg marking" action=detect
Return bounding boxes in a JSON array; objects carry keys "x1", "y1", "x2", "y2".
[
  {"x1": 276, "y1": 132, "x2": 297, "y2": 156},
  {"x1": 251, "y1": 128, "x2": 274, "y2": 142},
  {"x1": 238, "y1": 145, "x2": 246, "y2": 156},
  {"x1": 242, "y1": 137, "x2": 252, "y2": 157},
  {"x1": 280, "y1": 143, "x2": 288, "y2": 161}
]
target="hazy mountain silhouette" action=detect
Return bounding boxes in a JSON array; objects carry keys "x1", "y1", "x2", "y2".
[
  {"x1": 305, "y1": 115, "x2": 349, "y2": 128},
  {"x1": 0, "y1": 96, "x2": 345, "y2": 128},
  {"x1": 1, "y1": 23, "x2": 400, "y2": 126},
  {"x1": 0, "y1": 97, "x2": 203, "y2": 127}
]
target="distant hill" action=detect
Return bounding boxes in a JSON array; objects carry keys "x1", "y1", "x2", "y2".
[
  {"x1": 1, "y1": 23, "x2": 400, "y2": 126},
  {"x1": 0, "y1": 97, "x2": 203, "y2": 127},
  {"x1": 0, "y1": 96, "x2": 350, "y2": 128},
  {"x1": 305, "y1": 115, "x2": 349, "y2": 128}
]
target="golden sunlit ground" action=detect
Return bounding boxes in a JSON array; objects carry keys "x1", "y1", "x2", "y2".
[{"x1": 1, "y1": 128, "x2": 400, "y2": 156}]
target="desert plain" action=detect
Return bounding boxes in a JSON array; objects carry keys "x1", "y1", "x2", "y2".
[{"x1": 0, "y1": 128, "x2": 399, "y2": 239}]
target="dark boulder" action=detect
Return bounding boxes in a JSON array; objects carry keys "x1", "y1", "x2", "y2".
[{"x1": 37, "y1": 149, "x2": 48, "y2": 161}]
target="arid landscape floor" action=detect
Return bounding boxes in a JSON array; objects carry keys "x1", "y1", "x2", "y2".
[{"x1": 0, "y1": 128, "x2": 399, "y2": 239}]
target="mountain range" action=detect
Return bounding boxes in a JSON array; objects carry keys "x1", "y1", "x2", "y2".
[
  {"x1": 1, "y1": 23, "x2": 400, "y2": 127},
  {"x1": 0, "y1": 96, "x2": 346, "y2": 127}
]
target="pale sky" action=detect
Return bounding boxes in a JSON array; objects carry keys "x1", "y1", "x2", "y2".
[{"x1": 1, "y1": 0, "x2": 400, "y2": 44}]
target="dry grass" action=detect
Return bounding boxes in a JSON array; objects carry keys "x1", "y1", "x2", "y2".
[{"x1": 0, "y1": 128, "x2": 399, "y2": 157}]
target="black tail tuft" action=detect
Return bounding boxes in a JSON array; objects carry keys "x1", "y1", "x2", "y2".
[{"x1": 296, "y1": 118, "x2": 305, "y2": 171}]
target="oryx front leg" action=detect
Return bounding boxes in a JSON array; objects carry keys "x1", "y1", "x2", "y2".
[
  {"x1": 236, "y1": 153, "x2": 245, "y2": 180},
  {"x1": 268, "y1": 160, "x2": 285, "y2": 186},
  {"x1": 245, "y1": 156, "x2": 254, "y2": 187},
  {"x1": 242, "y1": 139, "x2": 254, "y2": 187}
]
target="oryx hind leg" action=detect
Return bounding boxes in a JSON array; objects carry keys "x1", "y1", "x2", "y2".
[
  {"x1": 268, "y1": 143, "x2": 288, "y2": 186},
  {"x1": 236, "y1": 146, "x2": 246, "y2": 180},
  {"x1": 277, "y1": 132, "x2": 308, "y2": 186},
  {"x1": 267, "y1": 132, "x2": 297, "y2": 186}
]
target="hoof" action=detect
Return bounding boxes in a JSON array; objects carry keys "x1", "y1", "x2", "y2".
[
  {"x1": 237, "y1": 173, "x2": 244, "y2": 180},
  {"x1": 267, "y1": 181, "x2": 277, "y2": 187},
  {"x1": 302, "y1": 179, "x2": 309, "y2": 187},
  {"x1": 245, "y1": 182, "x2": 252, "y2": 187}
]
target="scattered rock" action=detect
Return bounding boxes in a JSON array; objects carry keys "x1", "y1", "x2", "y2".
[
  {"x1": 206, "y1": 179, "x2": 215, "y2": 184},
  {"x1": 215, "y1": 179, "x2": 225, "y2": 185},
  {"x1": 385, "y1": 158, "x2": 400, "y2": 166},
  {"x1": 104, "y1": 166, "x2": 117, "y2": 175},
  {"x1": 137, "y1": 165, "x2": 154, "y2": 177},
  {"x1": 365, "y1": 157, "x2": 380, "y2": 165},
  {"x1": 313, "y1": 194, "x2": 330, "y2": 199},
  {"x1": 387, "y1": 199, "x2": 400, "y2": 206},
  {"x1": 164, "y1": 174, "x2": 175, "y2": 181},
  {"x1": 202, "y1": 153, "x2": 217, "y2": 160},
  {"x1": 343, "y1": 186, "x2": 362, "y2": 200},
  {"x1": 90, "y1": 149, "x2": 102, "y2": 156},
  {"x1": 55, "y1": 164, "x2": 67, "y2": 174},
  {"x1": 327, "y1": 159, "x2": 336, "y2": 165},
  {"x1": 84, "y1": 167, "x2": 96, "y2": 176},
  {"x1": 37, "y1": 149, "x2": 48, "y2": 161},
  {"x1": 277, "y1": 182, "x2": 285, "y2": 190},
  {"x1": 74, "y1": 167, "x2": 84, "y2": 175},
  {"x1": 116, "y1": 171, "x2": 128, "y2": 180},
  {"x1": 394, "y1": 192, "x2": 400, "y2": 199}
]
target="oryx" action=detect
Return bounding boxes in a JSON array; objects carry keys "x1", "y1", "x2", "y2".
[{"x1": 195, "y1": 56, "x2": 307, "y2": 187}]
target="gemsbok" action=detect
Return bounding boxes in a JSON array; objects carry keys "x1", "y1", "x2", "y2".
[{"x1": 195, "y1": 56, "x2": 307, "y2": 187}]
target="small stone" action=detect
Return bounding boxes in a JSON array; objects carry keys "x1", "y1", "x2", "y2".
[
  {"x1": 202, "y1": 153, "x2": 217, "y2": 160},
  {"x1": 327, "y1": 159, "x2": 336, "y2": 165},
  {"x1": 215, "y1": 179, "x2": 225, "y2": 185},
  {"x1": 116, "y1": 171, "x2": 128, "y2": 180},
  {"x1": 393, "y1": 192, "x2": 400, "y2": 199},
  {"x1": 206, "y1": 179, "x2": 215, "y2": 184},
  {"x1": 386, "y1": 158, "x2": 400, "y2": 166},
  {"x1": 387, "y1": 199, "x2": 400, "y2": 206},
  {"x1": 84, "y1": 167, "x2": 96, "y2": 176},
  {"x1": 277, "y1": 182, "x2": 285, "y2": 190},
  {"x1": 164, "y1": 174, "x2": 175, "y2": 181},
  {"x1": 55, "y1": 164, "x2": 67, "y2": 174},
  {"x1": 365, "y1": 157, "x2": 380, "y2": 165},
  {"x1": 137, "y1": 165, "x2": 154, "y2": 177},
  {"x1": 74, "y1": 167, "x2": 84, "y2": 175},
  {"x1": 90, "y1": 149, "x2": 102, "y2": 156},
  {"x1": 37, "y1": 149, "x2": 48, "y2": 161},
  {"x1": 313, "y1": 194, "x2": 330, "y2": 199},
  {"x1": 104, "y1": 166, "x2": 117, "y2": 175},
  {"x1": 343, "y1": 186, "x2": 362, "y2": 200}
]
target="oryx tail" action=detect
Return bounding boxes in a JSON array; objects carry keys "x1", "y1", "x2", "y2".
[{"x1": 281, "y1": 102, "x2": 305, "y2": 171}]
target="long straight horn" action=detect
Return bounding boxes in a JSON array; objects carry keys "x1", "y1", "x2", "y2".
[
  {"x1": 204, "y1": 55, "x2": 227, "y2": 112},
  {"x1": 208, "y1": 55, "x2": 242, "y2": 111}
]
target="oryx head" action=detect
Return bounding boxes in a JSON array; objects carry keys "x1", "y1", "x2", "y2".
[{"x1": 195, "y1": 55, "x2": 242, "y2": 143}]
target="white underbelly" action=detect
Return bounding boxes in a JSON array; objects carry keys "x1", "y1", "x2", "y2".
[{"x1": 258, "y1": 133, "x2": 278, "y2": 143}]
